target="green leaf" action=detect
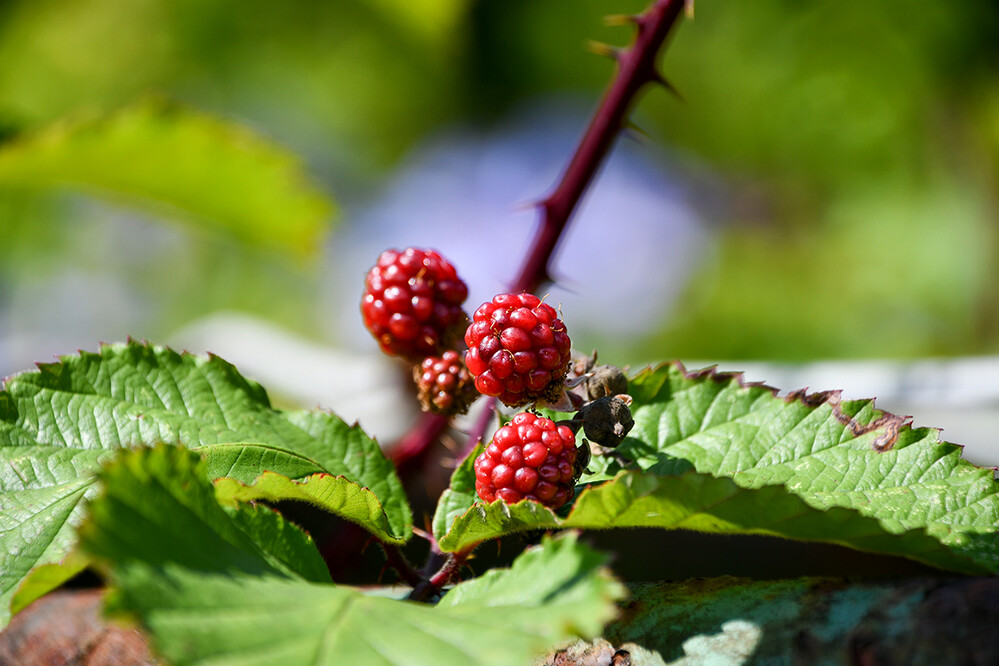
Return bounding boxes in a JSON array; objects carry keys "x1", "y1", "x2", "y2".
[
  {"x1": 0, "y1": 99, "x2": 333, "y2": 256},
  {"x1": 9, "y1": 548, "x2": 89, "y2": 618},
  {"x1": 435, "y1": 363, "x2": 999, "y2": 574},
  {"x1": 626, "y1": 363, "x2": 999, "y2": 570},
  {"x1": 106, "y1": 562, "x2": 617, "y2": 666},
  {"x1": 224, "y1": 503, "x2": 332, "y2": 585},
  {"x1": 431, "y1": 444, "x2": 482, "y2": 540},
  {"x1": 83, "y1": 447, "x2": 623, "y2": 664},
  {"x1": 437, "y1": 532, "x2": 625, "y2": 642},
  {"x1": 105, "y1": 545, "x2": 622, "y2": 664},
  {"x1": 80, "y1": 445, "x2": 329, "y2": 582},
  {"x1": 215, "y1": 471, "x2": 403, "y2": 545},
  {"x1": 0, "y1": 341, "x2": 409, "y2": 627}
]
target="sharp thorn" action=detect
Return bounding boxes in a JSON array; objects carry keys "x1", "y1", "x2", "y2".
[
  {"x1": 685, "y1": 0, "x2": 695, "y2": 19},
  {"x1": 652, "y1": 72, "x2": 684, "y2": 101},
  {"x1": 603, "y1": 14, "x2": 640, "y2": 27},
  {"x1": 513, "y1": 198, "x2": 540, "y2": 211},
  {"x1": 622, "y1": 121, "x2": 653, "y2": 143},
  {"x1": 584, "y1": 40, "x2": 622, "y2": 61}
]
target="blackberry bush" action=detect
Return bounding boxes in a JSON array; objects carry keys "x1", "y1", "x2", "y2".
[{"x1": 9, "y1": 5, "x2": 983, "y2": 665}]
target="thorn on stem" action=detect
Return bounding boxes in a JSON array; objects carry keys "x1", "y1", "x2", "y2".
[
  {"x1": 603, "y1": 14, "x2": 640, "y2": 27},
  {"x1": 685, "y1": 0, "x2": 696, "y2": 19},
  {"x1": 585, "y1": 40, "x2": 623, "y2": 61},
  {"x1": 651, "y1": 72, "x2": 684, "y2": 101},
  {"x1": 623, "y1": 121, "x2": 653, "y2": 143}
]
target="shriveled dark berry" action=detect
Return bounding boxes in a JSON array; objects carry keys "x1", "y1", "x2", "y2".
[
  {"x1": 573, "y1": 395, "x2": 634, "y2": 449},
  {"x1": 464, "y1": 293, "x2": 572, "y2": 407},
  {"x1": 413, "y1": 351, "x2": 478, "y2": 416},
  {"x1": 474, "y1": 412, "x2": 579, "y2": 510},
  {"x1": 361, "y1": 248, "x2": 468, "y2": 360}
]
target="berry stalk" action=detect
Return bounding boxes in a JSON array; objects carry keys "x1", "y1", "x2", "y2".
[
  {"x1": 512, "y1": 0, "x2": 687, "y2": 295},
  {"x1": 408, "y1": 548, "x2": 474, "y2": 602}
]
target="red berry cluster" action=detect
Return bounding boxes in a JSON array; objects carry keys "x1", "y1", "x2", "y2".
[
  {"x1": 474, "y1": 412, "x2": 578, "y2": 510},
  {"x1": 414, "y1": 351, "x2": 478, "y2": 417},
  {"x1": 361, "y1": 248, "x2": 469, "y2": 360},
  {"x1": 464, "y1": 293, "x2": 572, "y2": 407}
]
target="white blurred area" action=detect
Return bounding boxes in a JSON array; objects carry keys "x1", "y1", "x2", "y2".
[{"x1": 170, "y1": 312, "x2": 420, "y2": 446}]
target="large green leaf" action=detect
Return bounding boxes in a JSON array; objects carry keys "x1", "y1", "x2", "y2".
[
  {"x1": 81, "y1": 446, "x2": 624, "y2": 665},
  {"x1": 435, "y1": 363, "x2": 999, "y2": 574},
  {"x1": 0, "y1": 100, "x2": 333, "y2": 256},
  {"x1": 0, "y1": 341, "x2": 410, "y2": 627},
  {"x1": 81, "y1": 445, "x2": 330, "y2": 583}
]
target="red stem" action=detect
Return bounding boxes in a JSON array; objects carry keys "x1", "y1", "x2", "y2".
[
  {"x1": 388, "y1": 412, "x2": 448, "y2": 470},
  {"x1": 512, "y1": 0, "x2": 686, "y2": 295},
  {"x1": 408, "y1": 547, "x2": 475, "y2": 602}
]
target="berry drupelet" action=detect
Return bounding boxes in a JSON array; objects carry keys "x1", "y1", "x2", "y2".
[
  {"x1": 473, "y1": 412, "x2": 579, "y2": 510},
  {"x1": 464, "y1": 293, "x2": 572, "y2": 407},
  {"x1": 361, "y1": 248, "x2": 469, "y2": 360}
]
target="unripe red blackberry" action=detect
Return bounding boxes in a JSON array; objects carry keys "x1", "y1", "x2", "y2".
[
  {"x1": 464, "y1": 293, "x2": 572, "y2": 407},
  {"x1": 473, "y1": 412, "x2": 578, "y2": 510},
  {"x1": 413, "y1": 351, "x2": 478, "y2": 416},
  {"x1": 361, "y1": 248, "x2": 469, "y2": 360}
]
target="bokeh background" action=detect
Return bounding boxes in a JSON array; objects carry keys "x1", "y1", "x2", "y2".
[{"x1": 2, "y1": 0, "x2": 999, "y2": 459}]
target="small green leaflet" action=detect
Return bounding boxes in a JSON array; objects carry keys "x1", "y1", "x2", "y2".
[
  {"x1": 435, "y1": 363, "x2": 999, "y2": 574},
  {"x1": 0, "y1": 341, "x2": 410, "y2": 627},
  {"x1": 0, "y1": 99, "x2": 333, "y2": 256},
  {"x1": 81, "y1": 446, "x2": 625, "y2": 666}
]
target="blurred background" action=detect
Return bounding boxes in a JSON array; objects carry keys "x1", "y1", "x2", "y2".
[{"x1": 1, "y1": 0, "x2": 999, "y2": 461}]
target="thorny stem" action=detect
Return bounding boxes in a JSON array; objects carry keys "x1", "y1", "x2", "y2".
[
  {"x1": 388, "y1": 412, "x2": 448, "y2": 470},
  {"x1": 394, "y1": 0, "x2": 686, "y2": 594},
  {"x1": 394, "y1": 0, "x2": 684, "y2": 467},
  {"x1": 451, "y1": 0, "x2": 685, "y2": 464},
  {"x1": 408, "y1": 548, "x2": 475, "y2": 602},
  {"x1": 512, "y1": 0, "x2": 686, "y2": 295}
]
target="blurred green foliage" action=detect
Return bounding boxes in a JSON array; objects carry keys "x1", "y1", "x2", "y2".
[{"x1": 0, "y1": 0, "x2": 997, "y2": 362}]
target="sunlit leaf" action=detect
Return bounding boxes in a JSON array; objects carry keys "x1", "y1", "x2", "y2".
[
  {"x1": 435, "y1": 364, "x2": 999, "y2": 575},
  {"x1": 0, "y1": 100, "x2": 333, "y2": 256},
  {"x1": 81, "y1": 449, "x2": 623, "y2": 665},
  {"x1": 0, "y1": 341, "x2": 409, "y2": 627}
]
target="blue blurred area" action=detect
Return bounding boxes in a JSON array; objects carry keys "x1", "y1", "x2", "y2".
[{"x1": 326, "y1": 100, "x2": 706, "y2": 362}]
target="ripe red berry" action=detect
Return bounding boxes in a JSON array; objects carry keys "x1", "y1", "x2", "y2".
[
  {"x1": 361, "y1": 248, "x2": 469, "y2": 359},
  {"x1": 413, "y1": 350, "x2": 478, "y2": 416},
  {"x1": 474, "y1": 412, "x2": 578, "y2": 510},
  {"x1": 464, "y1": 293, "x2": 572, "y2": 407}
]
